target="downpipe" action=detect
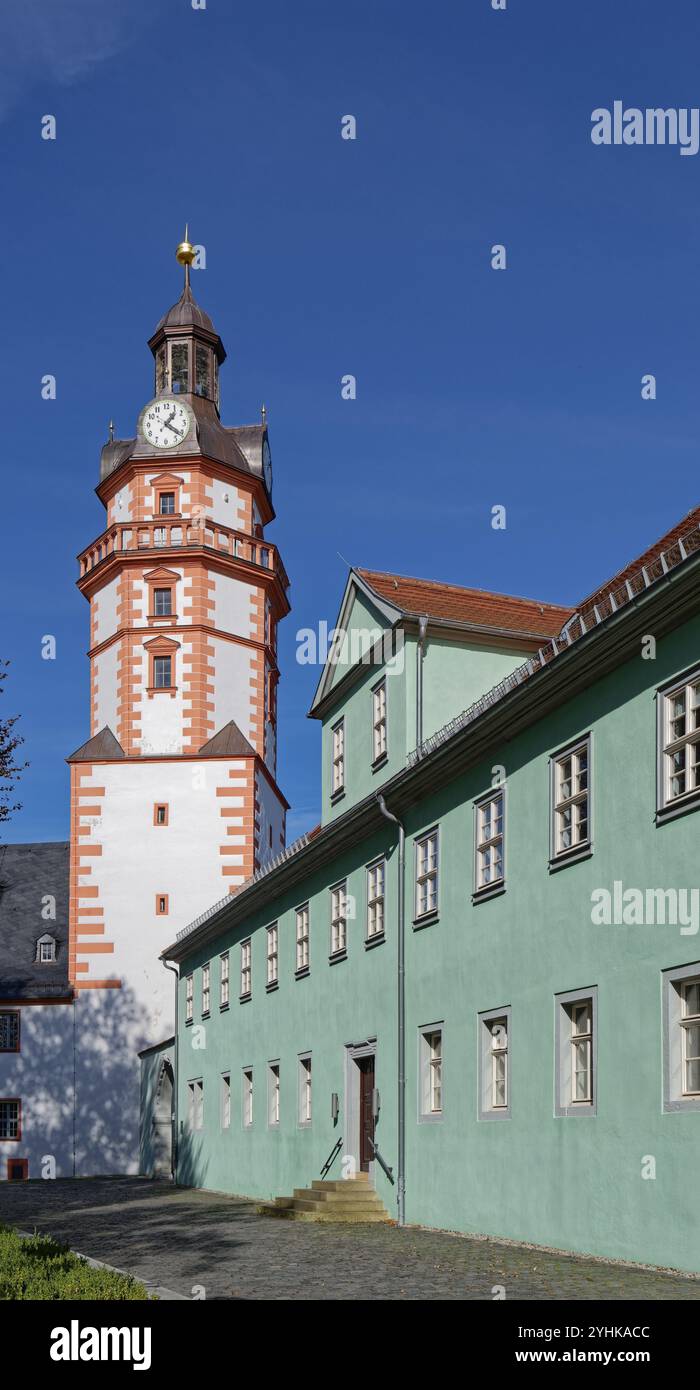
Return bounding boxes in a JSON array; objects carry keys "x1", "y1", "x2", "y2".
[
  {"x1": 376, "y1": 793, "x2": 406, "y2": 1226},
  {"x1": 162, "y1": 959, "x2": 179, "y2": 1180}
]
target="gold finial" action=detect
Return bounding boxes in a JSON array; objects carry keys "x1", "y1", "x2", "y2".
[
  {"x1": 261, "y1": 403, "x2": 267, "y2": 425},
  {"x1": 176, "y1": 224, "x2": 196, "y2": 288}
]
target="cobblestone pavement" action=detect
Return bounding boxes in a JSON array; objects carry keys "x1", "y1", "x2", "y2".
[{"x1": 0, "y1": 1178, "x2": 698, "y2": 1301}]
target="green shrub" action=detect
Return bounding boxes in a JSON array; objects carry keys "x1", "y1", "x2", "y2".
[{"x1": 0, "y1": 1225, "x2": 152, "y2": 1300}]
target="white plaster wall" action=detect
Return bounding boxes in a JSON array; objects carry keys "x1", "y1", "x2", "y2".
[
  {"x1": 210, "y1": 478, "x2": 246, "y2": 530},
  {"x1": 256, "y1": 767, "x2": 286, "y2": 867},
  {"x1": 213, "y1": 572, "x2": 256, "y2": 639},
  {"x1": 137, "y1": 643, "x2": 185, "y2": 755},
  {"x1": 94, "y1": 576, "x2": 119, "y2": 645},
  {"x1": 145, "y1": 471, "x2": 192, "y2": 518},
  {"x1": 94, "y1": 641, "x2": 119, "y2": 734},
  {"x1": 211, "y1": 637, "x2": 255, "y2": 742},
  {"x1": 0, "y1": 1004, "x2": 75, "y2": 1179},
  {"x1": 112, "y1": 482, "x2": 133, "y2": 522}
]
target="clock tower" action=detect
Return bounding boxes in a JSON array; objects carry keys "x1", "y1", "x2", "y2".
[{"x1": 67, "y1": 236, "x2": 289, "y2": 1175}]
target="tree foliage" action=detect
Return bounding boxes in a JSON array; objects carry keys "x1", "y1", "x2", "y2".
[{"x1": 0, "y1": 661, "x2": 26, "y2": 826}]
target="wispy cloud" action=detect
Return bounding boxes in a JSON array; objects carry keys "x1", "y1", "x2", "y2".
[{"x1": 0, "y1": 0, "x2": 162, "y2": 121}]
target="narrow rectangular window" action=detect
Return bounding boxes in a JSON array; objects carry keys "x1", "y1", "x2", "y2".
[
  {"x1": 366, "y1": 858, "x2": 385, "y2": 940},
  {"x1": 221, "y1": 1074, "x2": 231, "y2": 1129},
  {"x1": 154, "y1": 587, "x2": 173, "y2": 616},
  {"x1": 0, "y1": 1100, "x2": 21, "y2": 1140},
  {"x1": 478, "y1": 1007, "x2": 511, "y2": 1120},
  {"x1": 295, "y1": 903, "x2": 310, "y2": 973},
  {"x1": 243, "y1": 1068, "x2": 253, "y2": 1128},
  {"x1": 201, "y1": 963, "x2": 210, "y2": 1016},
  {"x1": 185, "y1": 974, "x2": 193, "y2": 1024},
  {"x1": 681, "y1": 978, "x2": 700, "y2": 1096},
  {"x1": 268, "y1": 1063, "x2": 280, "y2": 1127},
  {"x1": 419, "y1": 1028, "x2": 443, "y2": 1118},
  {"x1": 331, "y1": 719, "x2": 345, "y2": 796},
  {"x1": 240, "y1": 940, "x2": 251, "y2": 999},
  {"x1": 330, "y1": 881, "x2": 347, "y2": 956},
  {"x1": 660, "y1": 671, "x2": 700, "y2": 810},
  {"x1": 555, "y1": 988, "x2": 597, "y2": 1116},
  {"x1": 220, "y1": 952, "x2": 229, "y2": 1009},
  {"x1": 266, "y1": 923, "x2": 278, "y2": 986},
  {"x1": 0, "y1": 1013, "x2": 19, "y2": 1054},
  {"x1": 154, "y1": 656, "x2": 172, "y2": 689},
  {"x1": 159, "y1": 492, "x2": 176, "y2": 515},
  {"x1": 170, "y1": 342, "x2": 189, "y2": 395},
  {"x1": 187, "y1": 1080, "x2": 203, "y2": 1131},
  {"x1": 663, "y1": 966, "x2": 700, "y2": 1110},
  {"x1": 155, "y1": 893, "x2": 169, "y2": 916},
  {"x1": 551, "y1": 737, "x2": 591, "y2": 862},
  {"x1": 474, "y1": 790, "x2": 505, "y2": 894},
  {"x1": 298, "y1": 1055, "x2": 312, "y2": 1125},
  {"x1": 415, "y1": 829, "x2": 439, "y2": 920},
  {"x1": 153, "y1": 803, "x2": 168, "y2": 826},
  {"x1": 372, "y1": 678, "x2": 387, "y2": 763}
]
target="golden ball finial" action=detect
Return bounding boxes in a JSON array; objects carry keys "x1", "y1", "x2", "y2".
[{"x1": 176, "y1": 224, "x2": 195, "y2": 268}]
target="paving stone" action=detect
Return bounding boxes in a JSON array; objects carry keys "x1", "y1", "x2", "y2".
[{"x1": 0, "y1": 1177, "x2": 698, "y2": 1301}]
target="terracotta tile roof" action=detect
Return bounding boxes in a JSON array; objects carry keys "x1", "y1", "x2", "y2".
[
  {"x1": 578, "y1": 505, "x2": 700, "y2": 614},
  {"x1": 357, "y1": 568, "x2": 572, "y2": 639}
]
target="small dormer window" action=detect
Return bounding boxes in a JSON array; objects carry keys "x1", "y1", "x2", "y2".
[
  {"x1": 170, "y1": 341, "x2": 189, "y2": 394},
  {"x1": 36, "y1": 934, "x2": 56, "y2": 964},
  {"x1": 195, "y1": 344, "x2": 211, "y2": 399}
]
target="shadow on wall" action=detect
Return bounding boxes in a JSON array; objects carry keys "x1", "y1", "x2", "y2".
[
  {"x1": 72, "y1": 984, "x2": 157, "y2": 1176},
  {"x1": 175, "y1": 1126, "x2": 210, "y2": 1193}
]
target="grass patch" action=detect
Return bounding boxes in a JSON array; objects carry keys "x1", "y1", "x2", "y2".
[{"x1": 0, "y1": 1225, "x2": 152, "y2": 1300}]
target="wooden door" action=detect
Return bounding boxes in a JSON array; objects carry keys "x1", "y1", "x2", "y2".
[{"x1": 358, "y1": 1056, "x2": 375, "y2": 1172}]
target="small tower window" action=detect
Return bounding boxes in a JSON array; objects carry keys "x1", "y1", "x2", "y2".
[
  {"x1": 159, "y1": 492, "x2": 176, "y2": 516},
  {"x1": 195, "y1": 344, "x2": 211, "y2": 399},
  {"x1": 154, "y1": 656, "x2": 172, "y2": 689},
  {"x1": 170, "y1": 341, "x2": 189, "y2": 394},
  {"x1": 155, "y1": 346, "x2": 167, "y2": 394},
  {"x1": 154, "y1": 588, "x2": 173, "y2": 616}
]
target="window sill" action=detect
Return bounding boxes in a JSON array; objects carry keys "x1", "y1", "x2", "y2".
[
  {"x1": 371, "y1": 753, "x2": 388, "y2": 773},
  {"x1": 364, "y1": 932, "x2": 385, "y2": 950},
  {"x1": 146, "y1": 686, "x2": 178, "y2": 698},
  {"x1": 418, "y1": 1111, "x2": 443, "y2": 1124},
  {"x1": 148, "y1": 613, "x2": 179, "y2": 622},
  {"x1": 472, "y1": 881, "x2": 506, "y2": 905},
  {"x1": 201, "y1": 1011, "x2": 210, "y2": 1020},
  {"x1": 266, "y1": 980, "x2": 279, "y2": 993},
  {"x1": 185, "y1": 1018, "x2": 193, "y2": 1027},
  {"x1": 330, "y1": 789, "x2": 346, "y2": 805},
  {"x1": 239, "y1": 992, "x2": 251, "y2": 1005},
  {"x1": 664, "y1": 1096, "x2": 700, "y2": 1113},
  {"x1": 413, "y1": 911, "x2": 439, "y2": 930},
  {"x1": 152, "y1": 513, "x2": 183, "y2": 521},
  {"x1": 295, "y1": 966, "x2": 310, "y2": 981},
  {"x1": 219, "y1": 1002, "x2": 229, "y2": 1013},
  {"x1": 555, "y1": 1104, "x2": 596, "y2": 1118},
  {"x1": 548, "y1": 844, "x2": 593, "y2": 874},
  {"x1": 656, "y1": 790, "x2": 700, "y2": 826},
  {"x1": 329, "y1": 949, "x2": 347, "y2": 965},
  {"x1": 479, "y1": 1108, "x2": 511, "y2": 1122}
]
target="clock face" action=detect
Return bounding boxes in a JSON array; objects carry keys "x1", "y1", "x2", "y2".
[
  {"x1": 262, "y1": 438, "x2": 272, "y2": 493},
  {"x1": 141, "y1": 399, "x2": 192, "y2": 450}
]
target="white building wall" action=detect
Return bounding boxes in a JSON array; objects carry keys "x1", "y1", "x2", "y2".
[
  {"x1": 94, "y1": 641, "x2": 119, "y2": 734},
  {"x1": 94, "y1": 576, "x2": 119, "y2": 645},
  {"x1": 212, "y1": 637, "x2": 255, "y2": 742},
  {"x1": 0, "y1": 1004, "x2": 75, "y2": 1179},
  {"x1": 256, "y1": 767, "x2": 286, "y2": 867},
  {"x1": 210, "y1": 478, "x2": 246, "y2": 530},
  {"x1": 137, "y1": 643, "x2": 186, "y2": 755},
  {"x1": 213, "y1": 572, "x2": 256, "y2": 638}
]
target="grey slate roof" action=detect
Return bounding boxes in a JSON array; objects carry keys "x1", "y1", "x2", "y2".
[{"x1": 0, "y1": 843, "x2": 71, "y2": 1000}]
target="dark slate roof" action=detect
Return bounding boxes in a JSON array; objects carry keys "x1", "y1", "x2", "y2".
[
  {"x1": 153, "y1": 281, "x2": 217, "y2": 337},
  {"x1": 0, "y1": 843, "x2": 71, "y2": 1000},
  {"x1": 198, "y1": 721, "x2": 256, "y2": 758},
  {"x1": 67, "y1": 726, "x2": 125, "y2": 763}
]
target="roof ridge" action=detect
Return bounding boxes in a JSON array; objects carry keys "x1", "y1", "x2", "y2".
[{"x1": 357, "y1": 568, "x2": 571, "y2": 612}]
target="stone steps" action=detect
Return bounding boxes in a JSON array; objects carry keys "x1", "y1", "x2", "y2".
[{"x1": 257, "y1": 1176, "x2": 392, "y2": 1223}]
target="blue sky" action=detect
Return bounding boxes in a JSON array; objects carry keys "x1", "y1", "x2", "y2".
[{"x1": 2, "y1": 0, "x2": 700, "y2": 843}]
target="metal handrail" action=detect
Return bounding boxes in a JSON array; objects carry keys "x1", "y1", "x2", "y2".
[
  {"x1": 368, "y1": 1135, "x2": 394, "y2": 1183},
  {"x1": 320, "y1": 1137, "x2": 343, "y2": 1178}
]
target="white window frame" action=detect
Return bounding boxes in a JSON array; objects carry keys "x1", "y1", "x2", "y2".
[
  {"x1": 329, "y1": 881, "x2": 347, "y2": 956},
  {"x1": 219, "y1": 951, "x2": 229, "y2": 1009},
  {"x1": 663, "y1": 964, "x2": 700, "y2": 1111},
  {"x1": 473, "y1": 787, "x2": 506, "y2": 898},
  {"x1": 298, "y1": 1053, "x2": 312, "y2": 1127},
  {"x1": 242, "y1": 1067, "x2": 253, "y2": 1128},
  {"x1": 201, "y1": 962, "x2": 210, "y2": 1016},
  {"x1": 221, "y1": 1073, "x2": 231, "y2": 1129},
  {"x1": 414, "y1": 828, "x2": 439, "y2": 922},
  {"x1": 657, "y1": 667, "x2": 700, "y2": 818},
  {"x1": 268, "y1": 1062, "x2": 280, "y2": 1128},
  {"x1": 185, "y1": 973, "x2": 193, "y2": 1024},
  {"x1": 295, "y1": 903, "x2": 310, "y2": 974},
  {"x1": 371, "y1": 678, "x2": 387, "y2": 764},
  {"x1": 418, "y1": 1025, "x2": 443, "y2": 1121},
  {"x1": 240, "y1": 939, "x2": 251, "y2": 999},
  {"x1": 366, "y1": 857, "x2": 386, "y2": 941},
  {"x1": 550, "y1": 734, "x2": 592, "y2": 865},
  {"x1": 266, "y1": 923, "x2": 278, "y2": 987},
  {"x1": 187, "y1": 1078, "x2": 204, "y2": 1131},
  {"x1": 478, "y1": 1007, "x2": 511, "y2": 1120},
  {"x1": 331, "y1": 718, "x2": 345, "y2": 797},
  {"x1": 555, "y1": 987, "x2": 597, "y2": 1116}
]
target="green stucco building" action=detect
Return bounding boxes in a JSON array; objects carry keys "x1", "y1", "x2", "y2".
[{"x1": 154, "y1": 506, "x2": 700, "y2": 1273}]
